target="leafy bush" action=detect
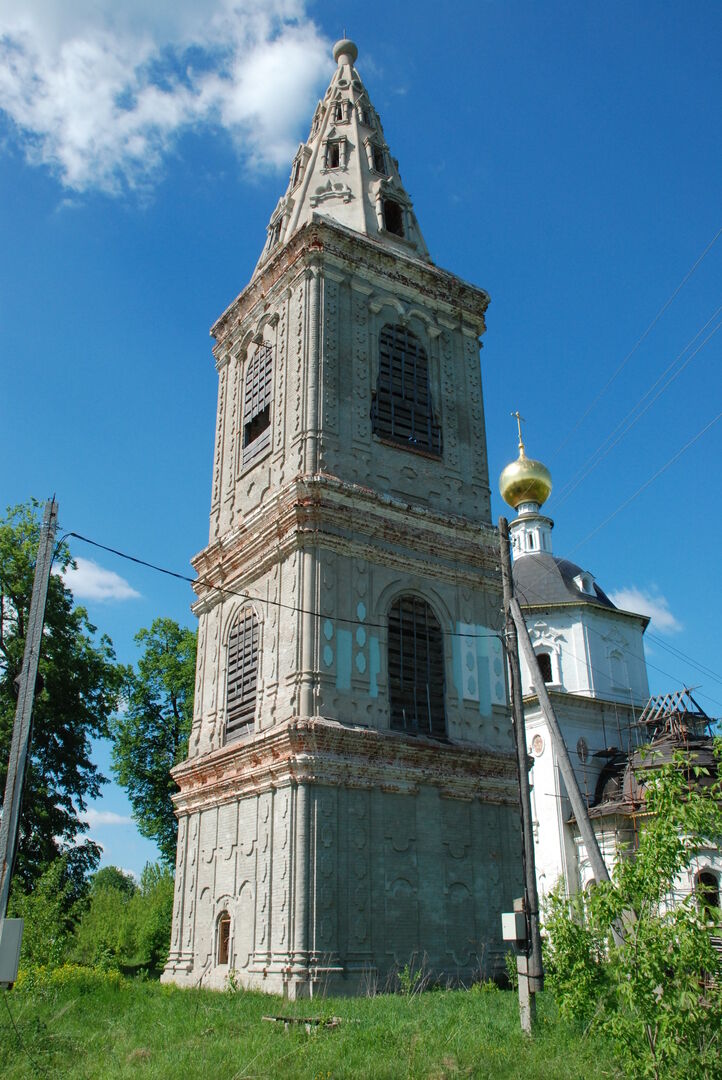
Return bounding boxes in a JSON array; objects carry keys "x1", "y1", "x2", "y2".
[
  {"x1": 69, "y1": 861, "x2": 173, "y2": 972},
  {"x1": 544, "y1": 741, "x2": 722, "y2": 1079},
  {"x1": 8, "y1": 859, "x2": 79, "y2": 968},
  {"x1": 15, "y1": 963, "x2": 127, "y2": 994}
]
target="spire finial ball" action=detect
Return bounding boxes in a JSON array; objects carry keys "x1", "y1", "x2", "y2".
[{"x1": 333, "y1": 38, "x2": 358, "y2": 66}]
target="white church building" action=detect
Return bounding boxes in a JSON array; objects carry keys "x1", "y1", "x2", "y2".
[{"x1": 499, "y1": 434, "x2": 721, "y2": 914}]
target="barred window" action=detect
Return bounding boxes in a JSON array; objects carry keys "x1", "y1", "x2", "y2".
[
  {"x1": 536, "y1": 652, "x2": 553, "y2": 684},
  {"x1": 371, "y1": 324, "x2": 442, "y2": 455},
  {"x1": 242, "y1": 344, "x2": 272, "y2": 467},
  {"x1": 388, "y1": 595, "x2": 446, "y2": 738},
  {"x1": 226, "y1": 608, "x2": 259, "y2": 740}
]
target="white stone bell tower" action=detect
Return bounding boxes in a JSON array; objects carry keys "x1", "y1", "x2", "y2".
[{"x1": 163, "y1": 39, "x2": 522, "y2": 997}]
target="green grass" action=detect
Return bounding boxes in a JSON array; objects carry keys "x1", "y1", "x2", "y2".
[{"x1": 1, "y1": 972, "x2": 619, "y2": 1079}]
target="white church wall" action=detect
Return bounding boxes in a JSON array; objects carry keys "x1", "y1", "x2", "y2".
[{"x1": 525, "y1": 697, "x2": 641, "y2": 899}]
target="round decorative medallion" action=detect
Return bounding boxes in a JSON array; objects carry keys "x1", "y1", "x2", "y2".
[{"x1": 531, "y1": 734, "x2": 544, "y2": 757}]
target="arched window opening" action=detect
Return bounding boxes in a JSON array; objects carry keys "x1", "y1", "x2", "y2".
[
  {"x1": 217, "y1": 912, "x2": 231, "y2": 965},
  {"x1": 383, "y1": 198, "x2": 404, "y2": 236},
  {"x1": 696, "y1": 870, "x2": 720, "y2": 919},
  {"x1": 388, "y1": 595, "x2": 446, "y2": 739},
  {"x1": 242, "y1": 345, "x2": 273, "y2": 467},
  {"x1": 371, "y1": 324, "x2": 442, "y2": 456},
  {"x1": 226, "y1": 608, "x2": 259, "y2": 740},
  {"x1": 333, "y1": 101, "x2": 344, "y2": 122},
  {"x1": 536, "y1": 652, "x2": 553, "y2": 684}
]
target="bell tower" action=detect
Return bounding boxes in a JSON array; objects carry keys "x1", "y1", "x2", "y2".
[{"x1": 163, "y1": 40, "x2": 521, "y2": 997}]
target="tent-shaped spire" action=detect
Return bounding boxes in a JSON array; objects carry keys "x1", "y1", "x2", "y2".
[{"x1": 255, "y1": 38, "x2": 431, "y2": 273}]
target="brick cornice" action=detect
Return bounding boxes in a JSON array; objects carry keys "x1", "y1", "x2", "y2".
[
  {"x1": 171, "y1": 716, "x2": 518, "y2": 813},
  {"x1": 191, "y1": 474, "x2": 500, "y2": 610},
  {"x1": 210, "y1": 218, "x2": 489, "y2": 348}
]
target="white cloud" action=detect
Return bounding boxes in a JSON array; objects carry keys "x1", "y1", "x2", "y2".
[
  {"x1": 60, "y1": 557, "x2": 140, "y2": 601},
  {"x1": 0, "y1": 1, "x2": 330, "y2": 193},
  {"x1": 609, "y1": 586, "x2": 682, "y2": 633},
  {"x1": 82, "y1": 809, "x2": 134, "y2": 828}
]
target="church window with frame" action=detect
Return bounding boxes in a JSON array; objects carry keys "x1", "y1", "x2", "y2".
[
  {"x1": 225, "y1": 607, "x2": 259, "y2": 741},
  {"x1": 242, "y1": 344, "x2": 273, "y2": 467},
  {"x1": 217, "y1": 912, "x2": 231, "y2": 965},
  {"x1": 388, "y1": 595, "x2": 446, "y2": 739},
  {"x1": 325, "y1": 140, "x2": 342, "y2": 169},
  {"x1": 536, "y1": 651, "x2": 553, "y2": 684},
  {"x1": 371, "y1": 324, "x2": 442, "y2": 456}
]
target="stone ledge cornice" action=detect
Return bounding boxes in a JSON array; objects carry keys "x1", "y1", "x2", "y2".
[
  {"x1": 191, "y1": 474, "x2": 500, "y2": 607},
  {"x1": 520, "y1": 600, "x2": 650, "y2": 629},
  {"x1": 211, "y1": 219, "x2": 489, "y2": 347},
  {"x1": 171, "y1": 716, "x2": 518, "y2": 814},
  {"x1": 522, "y1": 689, "x2": 645, "y2": 716}
]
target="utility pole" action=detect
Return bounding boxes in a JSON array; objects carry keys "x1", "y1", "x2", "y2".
[
  {"x1": 0, "y1": 497, "x2": 58, "y2": 921},
  {"x1": 499, "y1": 516, "x2": 543, "y2": 1033}
]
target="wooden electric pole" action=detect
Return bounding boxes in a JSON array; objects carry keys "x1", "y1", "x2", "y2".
[
  {"x1": 0, "y1": 497, "x2": 58, "y2": 920},
  {"x1": 499, "y1": 516, "x2": 544, "y2": 1028}
]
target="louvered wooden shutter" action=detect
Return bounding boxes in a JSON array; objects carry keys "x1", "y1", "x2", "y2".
[
  {"x1": 371, "y1": 325, "x2": 442, "y2": 455},
  {"x1": 388, "y1": 596, "x2": 446, "y2": 738},
  {"x1": 226, "y1": 608, "x2": 259, "y2": 740},
  {"x1": 242, "y1": 344, "x2": 273, "y2": 467}
]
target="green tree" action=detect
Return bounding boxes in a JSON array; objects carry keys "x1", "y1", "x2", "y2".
[
  {"x1": 111, "y1": 618, "x2": 196, "y2": 864},
  {"x1": 544, "y1": 741, "x2": 722, "y2": 1080},
  {"x1": 0, "y1": 501, "x2": 123, "y2": 890},
  {"x1": 134, "y1": 862, "x2": 175, "y2": 969},
  {"x1": 70, "y1": 861, "x2": 172, "y2": 972},
  {"x1": 91, "y1": 864, "x2": 138, "y2": 898}
]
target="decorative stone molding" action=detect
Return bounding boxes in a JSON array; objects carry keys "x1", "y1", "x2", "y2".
[{"x1": 171, "y1": 716, "x2": 518, "y2": 816}]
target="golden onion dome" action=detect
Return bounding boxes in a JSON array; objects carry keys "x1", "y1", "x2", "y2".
[{"x1": 499, "y1": 435, "x2": 552, "y2": 510}]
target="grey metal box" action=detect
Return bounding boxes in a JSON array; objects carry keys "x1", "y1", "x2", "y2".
[
  {"x1": 501, "y1": 911, "x2": 526, "y2": 941},
  {"x1": 0, "y1": 918, "x2": 24, "y2": 985}
]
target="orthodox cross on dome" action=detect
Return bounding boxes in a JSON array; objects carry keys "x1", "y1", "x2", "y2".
[{"x1": 511, "y1": 410, "x2": 526, "y2": 454}]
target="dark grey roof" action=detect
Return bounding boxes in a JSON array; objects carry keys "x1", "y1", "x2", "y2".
[{"x1": 512, "y1": 553, "x2": 616, "y2": 610}]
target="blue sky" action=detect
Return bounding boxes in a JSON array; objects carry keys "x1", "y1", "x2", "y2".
[{"x1": 1, "y1": 1, "x2": 721, "y2": 876}]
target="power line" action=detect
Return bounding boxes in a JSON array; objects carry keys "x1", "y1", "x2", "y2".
[
  {"x1": 553, "y1": 309, "x2": 722, "y2": 509},
  {"x1": 568, "y1": 408, "x2": 722, "y2": 554},
  {"x1": 550, "y1": 223, "x2": 722, "y2": 463},
  {"x1": 65, "y1": 531, "x2": 504, "y2": 642}
]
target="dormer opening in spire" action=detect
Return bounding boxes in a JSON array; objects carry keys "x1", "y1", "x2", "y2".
[
  {"x1": 382, "y1": 198, "x2": 404, "y2": 237},
  {"x1": 366, "y1": 140, "x2": 387, "y2": 175}
]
